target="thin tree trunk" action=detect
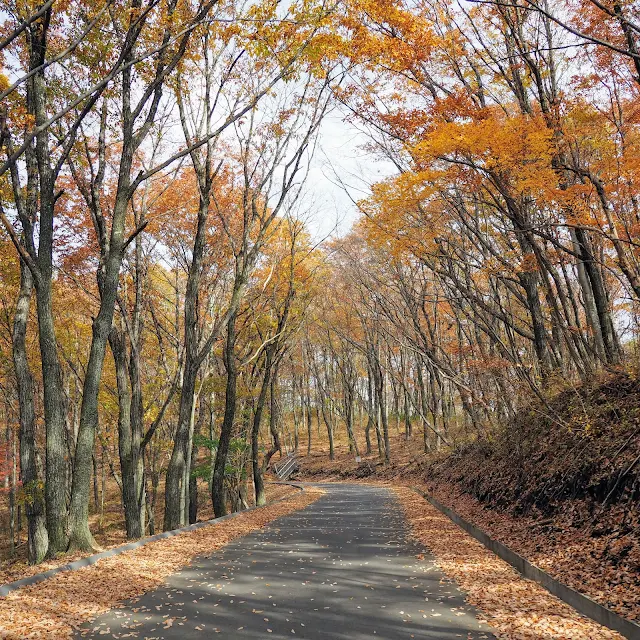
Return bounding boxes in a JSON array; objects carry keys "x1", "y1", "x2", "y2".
[
  {"x1": 188, "y1": 432, "x2": 199, "y2": 524},
  {"x1": 212, "y1": 311, "x2": 239, "y2": 517},
  {"x1": 306, "y1": 387, "x2": 313, "y2": 455},
  {"x1": 109, "y1": 326, "x2": 144, "y2": 539},
  {"x1": 252, "y1": 350, "x2": 274, "y2": 507},
  {"x1": 92, "y1": 454, "x2": 99, "y2": 511},
  {"x1": 165, "y1": 364, "x2": 198, "y2": 530},
  {"x1": 344, "y1": 386, "x2": 360, "y2": 458}
]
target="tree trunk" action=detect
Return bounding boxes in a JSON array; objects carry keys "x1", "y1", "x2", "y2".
[
  {"x1": 188, "y1": 439, "x2": 198, "y2": 524},
  {"x1": 415, "y1": 360, "x2": 430, "y2": 453},
  {"x1": 403, "y1": 385, "x2": 412, "y2": 440},
  {"x1": 574, "y1": 227, "x2": 620, "y2": 363},
  {"x1": 13, "y1": 262, "x2": 48, "y2": 564},
  {"x1": 212, "y1": 311, "x2": 238, "y2": 517},
  {"x1": 570, "y1": 228, "x2": 605, "y2": 360},
  {"x1": 252, "y1": 351, "x2": 274, "y2": 507},
  {"x1": 164, "y1": 364, "x2": 198, "y2": 530},
  {"x1": 68, "y1": 190, "x2": 129, "y2": 552},
  {"x1": 92, "y1": 454, "x2": 99, "y2": 511},
  {"x1": 365, "y1": 371, "x2": 373, "y2": 454},
  {"x1": 27, "y1": 13, "x2": 69, "y2": 556},
  {"x1": 109, "y1": 326, "x2": 145, "y2": 539},
  {"x1": 344, "y1": 386, "x2": 360, "y2": 458},
  {"x1": 320, "y1": 397, "x2": 335, "y2": 460},
  {"x1": 165, "y1": 188, "x2": 211, "y2": 530},
  {"x1": 306, "y1": 389, "x2": 313, "y2": 455},
  {"x1": 378, "y1": 369, "x2": 390, "y2": 463},
  {"x1": 35, "y1": 282, "x2": 68, "y2": 555}
]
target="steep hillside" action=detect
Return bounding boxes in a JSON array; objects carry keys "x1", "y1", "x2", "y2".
[{"x1": 428, "y1": 373, "x2": 640, "y2": 520}]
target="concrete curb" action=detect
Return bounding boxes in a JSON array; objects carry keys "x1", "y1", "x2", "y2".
[
  {"x1": 412, "y1": 487, "x2": 640, "y2": 640},
  {"x1": 0, "y1": 481, "x2": 304, "y2": 598}
]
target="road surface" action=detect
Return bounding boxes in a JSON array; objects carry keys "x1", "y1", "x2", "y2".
[{"x1": 77, "y1": 484, "x2": 495, "y2": 639}]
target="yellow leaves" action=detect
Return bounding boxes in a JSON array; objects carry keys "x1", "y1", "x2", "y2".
[
  {"x1": 552, "y1": 183, "x2": 602, "y2": 227},
  {"x1": 356, "y1": 107, "x2": 566, "y2": 278},
  {"x1": 302, "y1": 32, "x2": 346, "y2": 67},
  {"x1": 0, "y1": 173, "x2": 13, "y2": 206},
  {"x1": 370, "y1": 170, "x2": 438, "y2": 214},
  {"x1": 357, "y1": 168, "x2": 446, "y2": 261},
  {"x1": 237, "y1": 0, "x2": 338, "y2": 75},
  {"x1": 354, "y1": 100, "x2": 563, "y2": 272},
  {"x1": 517, "y1": 252, "x2": 539, "y2": 274},
  {"x1": 344, "y1": 2, "x2": 439, "y2": 70},
  {"x1": 561, "y1": 96, "x2": 640, "y2": 210}
]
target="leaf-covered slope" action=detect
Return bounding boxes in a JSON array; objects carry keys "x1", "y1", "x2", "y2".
[{"x1": 426, "y1": 373, "x2": 640, "y2": 519}]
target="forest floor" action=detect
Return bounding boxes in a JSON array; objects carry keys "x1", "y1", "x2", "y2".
[
  {"x1": 0, "y1": 478, "x2": 296, "y2": 587},
  {"x1": 394, "y1": 485, "x2": 624, "y2": 639},
  {"x1": 297, "y1": 373, "x2": 640, "y2": 626}
]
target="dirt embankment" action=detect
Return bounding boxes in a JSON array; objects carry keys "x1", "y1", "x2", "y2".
[{"x1": 297, "y1": 372, "x2": 640, "y2": 622}]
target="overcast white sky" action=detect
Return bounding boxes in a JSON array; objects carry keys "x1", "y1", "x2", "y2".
[{"x1": 303, "y1": 112, "x2": 396, "y2": 241}]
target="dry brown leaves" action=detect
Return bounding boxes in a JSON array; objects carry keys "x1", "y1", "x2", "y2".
[
  {"x1": 393, "y1": 486, "x2": 624, "y2": 640},
  {"x1": 0, "y1": 487, "x2": 322, "y2": 639},
  {"x1": 423, "y1": 481, "x2": 640, "y2": 623},
  {"x1": 0, "y1": 482, "x2": 298, "y2": 586}
]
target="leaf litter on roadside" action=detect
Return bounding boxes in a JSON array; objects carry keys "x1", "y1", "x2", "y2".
[
  {"x1": 0, "y1": 488, "x2": 323, "y2": 640},
  {"x1": 394, "y1": 486, "x2": 624, "y2": 640}
]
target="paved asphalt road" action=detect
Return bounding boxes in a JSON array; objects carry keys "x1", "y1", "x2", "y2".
[{"x1": 77, "y1": 484, "x2": 496, "y2": 639}]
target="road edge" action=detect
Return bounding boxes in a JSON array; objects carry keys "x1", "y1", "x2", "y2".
[
  {"x1": 412, "y1": 487, "x2": 640, "y2": 640},
  {"x1": 0, "y1": 481, "x2": 304, "y2": 598}
]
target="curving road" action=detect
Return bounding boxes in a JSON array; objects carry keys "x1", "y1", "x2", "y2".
[{"x1": 77, "y1": 484, "x2": 495, "y2": 639}]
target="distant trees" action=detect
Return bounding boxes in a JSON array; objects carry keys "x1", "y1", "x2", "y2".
[{"x1": 300, "y1": 0, "x2": 640, "y2": 458}]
